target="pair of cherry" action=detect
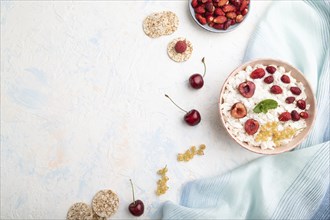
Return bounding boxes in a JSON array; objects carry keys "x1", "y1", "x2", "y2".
[{"x1": 165, "y1": 58, "x2": 207, "y2": 126}]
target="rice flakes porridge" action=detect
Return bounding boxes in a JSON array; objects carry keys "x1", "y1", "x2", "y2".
[{"x1": 221, "y1": 64, "x2": 310, "y2": 150}]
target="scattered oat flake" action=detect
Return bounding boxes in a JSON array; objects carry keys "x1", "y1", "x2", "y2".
[
  {"x1": 92, "y1": 190, "x2": 119, "y2": 218},
  {"x1": 67, "y1": 202, "x2": 93, "y2": 220},
  {"x1": 167, "y1": 37, "x2": 193, "y2": 62},
  {"x1": 143, "y1": 11, "x2": 179, "y2": 38}
]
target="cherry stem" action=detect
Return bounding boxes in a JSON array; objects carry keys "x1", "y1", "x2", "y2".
[
  {"x1": 129, "y1": 179, "x2": 136, "y2": 204},
  {"x1": 202, "y1": 57, "x2": 206, "y2": 78},
  {"x1": 165, "y1": 94, "x2": 187, "y2": 113}
]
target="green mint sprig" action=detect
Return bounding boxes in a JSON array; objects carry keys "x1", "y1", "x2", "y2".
[{"x1": 253, "y1": 99, "x2": 278, "y2": 114}]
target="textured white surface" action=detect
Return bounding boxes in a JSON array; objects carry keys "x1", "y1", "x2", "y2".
[{"x1": 1, "y1": 1, "x2": 271, "y2": 219}]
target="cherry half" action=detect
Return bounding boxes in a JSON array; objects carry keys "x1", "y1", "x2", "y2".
[
  {"x1": 128, "y1": 179, "x2": 144, "y2": 217},
  {"x1": 189, "y1": 57, "x2": 206, "y2": 89},
  {"x1": 165, "y1": 94, "x2": 201, "y2": 126}
]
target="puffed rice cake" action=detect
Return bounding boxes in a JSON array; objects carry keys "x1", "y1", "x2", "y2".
[
  {"x1": 143, "y1": 11, "x2": 179, "y2": 38},
  {"x1": 92, "y1": 190, "x2": 119, "y2": 218},
  {"x1": 92, "y1": 209, "x2": 106, "y2": 220},
  {"x1": 67, "y1": 202, "x2": 93, "y2": 220}
]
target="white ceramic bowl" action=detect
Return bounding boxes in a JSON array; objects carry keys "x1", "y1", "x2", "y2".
[{"x1": 218, "y1": 59, "x2": 316, "y2": 154}]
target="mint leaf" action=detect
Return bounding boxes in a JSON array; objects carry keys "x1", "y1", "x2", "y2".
[
  {"x1": 253, "y1": 104, "x2": 262, "y2": 113},
  {"x1": 253, "y1": 99, "x2": 278, "y2": 114}
]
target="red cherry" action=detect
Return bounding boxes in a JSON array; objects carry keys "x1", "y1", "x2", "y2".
[
  {"x1": 263, "y1": 75, "x2": 274, "y2": 84},
  {"x1": 244, "y1": 119, "x2": 259, "y2": 135},
  {"x1": 266, "y1": 66, "x2": 276, "y2": 74},
  {"x1": 174, "y1": 41, "x2": 187, "y2": 53},
  {"x1": 279, "y1": 112, "x2": 291, "y2": 121},
  {"x1": 300, "y1": 112, "x2": 309, "y2": 119},
  {"x1": 296, "y1": 99, "x2": 306, "y2": 110},
  {"x1": 238, "y1": 81, "x2": 255, "y2": 98},
  {"x1": 189, "y1": 74, "x2": 204, "y2": 89},
  {"x1": 250, "y1": 68, "x2": 265, "y2": 79},
  {"x1": 281, "y1": 75, "x2": 291, "y2": 83},
  {"x1": 189, "y1": 57, "x2": 206, "y2": 89},
  {"x1": 128, "y1": 179, "x2": 144, "y2": 217},
  {"x1": 290, "y1": 86, "x2": 302, "y2": 95},
  {"x1": 165, "y1": 94, "x2": 201, "y2": 126},
  {"x1": 291, "y1": 110, "x2": 300, "y2": 121},
  {"x1": 270, "y1": 85, "x2": 283, "y2": 94},
  {"x1": 285, "y1": 96, "x2": 295, "y2": 104},
  {"x1": 184, "y1": 109, "x2": 201, "y2": 126}
]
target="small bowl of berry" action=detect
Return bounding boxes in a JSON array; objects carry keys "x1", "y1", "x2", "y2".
[
  {"x1": 189, "y1": 0, "x2": 250, "y2": 32},
  {"x1": 219, "y1": 59, "x2": 316, "y2": 154}
]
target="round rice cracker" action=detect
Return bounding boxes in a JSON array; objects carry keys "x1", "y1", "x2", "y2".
[
  {"x1": 167, "y1": 38, "x2": 193, "y2": 62},
  {"x1": 92, "y1": 190, "x2": 119, "y2": 218},
  {"x1": 67, "y1": 202, "x2": 93, "y2": 220},
  {"x1": 143, "y1": 11, "x2": 179, "y2": 38},
  {"x1": 92, "y1": 210, "x2": 106, "y2": 220}
]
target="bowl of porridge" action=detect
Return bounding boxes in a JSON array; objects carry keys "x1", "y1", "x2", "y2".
[{"x1": 219, "y1": 59, "x2": 316, "y2": 154}]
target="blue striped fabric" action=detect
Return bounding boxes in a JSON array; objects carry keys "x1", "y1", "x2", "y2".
[
  {"x1": 160, "y1": 1, "x2": 330, "y2": 219},
  {"x1": 162, "y1": 143, "x2": 329, "y2": 219}
]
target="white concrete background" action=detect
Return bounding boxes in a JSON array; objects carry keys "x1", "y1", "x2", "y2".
[{"x1": 1, "y1": 1, "x2": 271, "y2": 219}]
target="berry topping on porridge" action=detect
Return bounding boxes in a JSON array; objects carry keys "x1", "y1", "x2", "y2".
[
  {"x1": 238, "y1": 81, "x2": 255, "y2": 98},
  {"x1": 244, "y1": 119, "x2": 259, "y2": 135},
  {"x1": 250, "y1": 68, "x2": 265, "y2": 79},
  {"x1": 231, "y1": 102, "x2": 247, "y2": 119},
  {"x1": 220, "y1": 63, "x2": 310, "y2": 150}
]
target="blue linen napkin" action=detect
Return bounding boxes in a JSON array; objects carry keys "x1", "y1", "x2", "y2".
[{"x1": 161, "y1": 1, "x2": 330, "y2": 219}]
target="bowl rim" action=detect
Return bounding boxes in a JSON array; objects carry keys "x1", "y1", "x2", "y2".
[
  {"x1": 218, "y1": 58, "x2": 317, "y2": 155},
  {"x1": 188, "y1": 0, "x2": 250, "y2": 33}
]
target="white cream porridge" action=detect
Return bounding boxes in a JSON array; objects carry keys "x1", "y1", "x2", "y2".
[{"x1": 220, "y1": 64, "x2": 310, "y2": 150}]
